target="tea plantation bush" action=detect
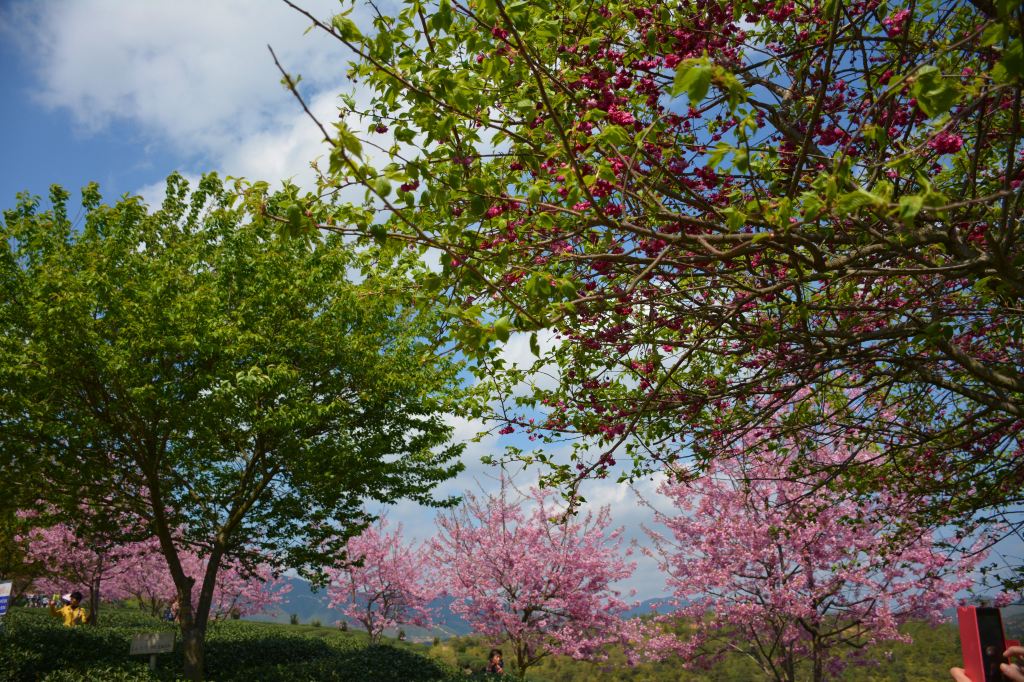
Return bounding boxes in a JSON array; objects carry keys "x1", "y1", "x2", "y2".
[
  {"x1": 1, "y1": 606, "x2": 973, "y2": 680},
  {"x1": 0, "y1": 608, "x2": 465, "y2": 682}
]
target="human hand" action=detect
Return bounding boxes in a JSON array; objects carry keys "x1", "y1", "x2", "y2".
[
  {"x1": 950, "y1": 647, "x2": 1024, "y2": 682},
  {"x1": 1003, "y1": 646, "x2": 1024, "y2": 682}
]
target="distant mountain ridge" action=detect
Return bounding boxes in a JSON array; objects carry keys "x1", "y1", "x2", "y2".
[{"x1": 246, "y1": 577, "x2": 673, "y2": 640}]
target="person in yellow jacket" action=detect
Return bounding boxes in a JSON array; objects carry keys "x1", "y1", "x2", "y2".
[{"x1": 48, "y1": 591, "x2": 87, "y2": 626}]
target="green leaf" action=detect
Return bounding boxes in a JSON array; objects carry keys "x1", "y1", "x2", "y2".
[
  {"x1": 713, "y1": 66, "x2": 749, "y2": 111},
  {"x1": 374, "y1": 178, "x2": 392, "y2": 198},
  {"x1": 982, "y1": 23, "x2": 1009, "y2": 47},
  {"x1": 910, "y1": 65, "x2": 961, "y2": 118},
  {"x1": 286, "y1": 204, "x2": 304, "y2": 237},
  {"x1": 723, "y1": 207, "x2": 746, "y2": 230},
  {"x1": 334, "y1": 122, "x2": 364, "y2": 159},
  {"x1": 494, "y1": 317, "x2": 511, "y2": 342},
  {"x1": 431, "y1": 0, "x2": 453, "y2": 31},
  {"x1": 422, "y1": 272, "x2": 442, "y2": 292},
  {"x1": 529, "y1": 332, "x2": 540, "y2": 357},
  {"x1": 801, "y1": 193, "x2": 824, "y2": 220},
  {"x1": 332, "y1": 14, "x2": 363, "y2": 42},
  {"x1": 837, "y1": 188, "x2": 884, "y2": 215},
  {"x1": 993, "y1": 39, "x2": 1024, "y2": 84},
  {"x1": 733, "y1": 148, "x2": 749, "y2": 172},
  {"x1": 708, "y1": 142, "x2": 732, "y2": 169},
  {"x1": 897, "y1": 195, "x2": 924, "y2": 223},
  {"x1": 599, "y1": 126, "x2": 633, "y2": 146},
  {"x1": 671, "y1": 59, "x2": 712, "y2": 102}
]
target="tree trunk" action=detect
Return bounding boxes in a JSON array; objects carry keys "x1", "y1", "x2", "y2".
[
  {"x1": 782, "y1": 648, "x2": 795, "y2": 682},
  {"x1": 181, "y1": 620, "x2": 207, "y2": 682},
  {"x1": 177, "y1": 578, "x2": 206, "y2": 682},
  {"x1": 515, "y1": 641, "x2": 531, "y2": 678},
  {"x1": 87, "y1": 576, "x2": 101, "y2": 625},
  {"x1": 811, "y1": 636, "x2": 824, "y2": 682},
  {"x1": 179, "y1": 547, "x2": 226, "y2": 682},
  {"x1": 87, "y1": 556, "x2": 103, "y2": 625}
]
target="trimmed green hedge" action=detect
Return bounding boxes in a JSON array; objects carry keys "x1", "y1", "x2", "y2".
[{"x1": 0, "y1": 608, "x2": 463, "y2": 682}]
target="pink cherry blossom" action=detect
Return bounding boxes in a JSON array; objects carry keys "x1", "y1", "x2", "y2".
[
  {"x1": 326, "y1": 518, "x2": 437, "y2": 642},
  {"x1": 430, "y1": 480, "x2": 638, "y2": 675}
]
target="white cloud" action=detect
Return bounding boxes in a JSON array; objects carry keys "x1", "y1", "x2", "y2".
[
  {"x1": 2, "y1": 0, "x2": 362, "y2": 188},
  {"x1": 217, "y1": 89, "x2": 338, "y2": 189},
  {"x1": 9, "y1": 0, "x2": 342, "y2": 149}
]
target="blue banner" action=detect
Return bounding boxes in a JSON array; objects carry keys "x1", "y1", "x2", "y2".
[{"x1": 0, "y1": 581, "x2": 11, "y2": 617}]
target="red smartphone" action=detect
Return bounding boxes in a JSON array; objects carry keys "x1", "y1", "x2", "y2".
[{"x1": 958, "y1": 606, "x2": 1008, "y2": 682}]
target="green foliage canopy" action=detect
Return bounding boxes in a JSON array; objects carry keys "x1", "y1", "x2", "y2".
[
  {"x1": 0, "y1": 173, "x2": 464, "y2": 678},
  {"x1": 283, "y1": 0, "x2": 1024, "y2": 541}
]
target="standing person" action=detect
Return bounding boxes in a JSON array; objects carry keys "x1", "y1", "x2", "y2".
[
  {"x1": 48, "y1": 591, "x2": 87, "y2": 626},
  {"x1": 485, "y1": 648, "x2": 505, "y2": 675}
]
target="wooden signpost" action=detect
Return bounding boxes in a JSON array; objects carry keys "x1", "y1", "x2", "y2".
[{"x1": 130, "y1": 631, "x2": 175, "y2": 671}]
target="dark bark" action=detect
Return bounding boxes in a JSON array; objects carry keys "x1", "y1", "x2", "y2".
[
  {"x1": 176, "y1": 548, "x2": 226, "y2": 681},
  {"x1": 176, "y1": 577, "x2": 205, "y2": 681},
  {"x1": 87, "y1": 554, "x2": 103, "y2": 625}
]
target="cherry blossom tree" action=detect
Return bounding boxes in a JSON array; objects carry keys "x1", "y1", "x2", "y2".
[
  {"x1": 118, "y1": 545, "x2": 174, "y2": 617},
  {"x1": 21, "y1": 510, "x2": 288, "y2": 624},
  {"x1": 429, "y1": 480, "x2": 637, "y2": 676},
  {"x1": 121, "y1": 545, "x2": 289, "y2": 621},
  {"x1": 326, "y1": 517, "x2": 436, "y2": 642},
  {"x1": 278, "y1": 0, "x2": 1024, "y2": 557},
  {"x1": 643, "y1": 433, "x2": 991, "y2": 682},
  {"x1": 20, "y1": 511, "x2": 148, "y2": 625}
]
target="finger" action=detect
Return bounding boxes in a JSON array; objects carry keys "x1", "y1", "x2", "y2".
[
  {"x1": 950, "y1": 667, "x2": 972, "y2": 682},
  {"x1": 1001, "y1": 663, "x2": 1024, "y2": 682},
  {"x1": 1007, "y1": 646, "x2": 1024, "y2": 658}
]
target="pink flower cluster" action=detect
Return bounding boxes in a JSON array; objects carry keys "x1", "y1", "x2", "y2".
[{"x1": 929, "y1": 132, "x2": 964, "y2": 154}]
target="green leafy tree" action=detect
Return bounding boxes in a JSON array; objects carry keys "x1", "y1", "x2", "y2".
[
  {"x1": 0, "y1": 174, "x2": 464, "y2": 680},
  {"x1": 0, "y1": 508, "x2": 46, "y2": 602}
]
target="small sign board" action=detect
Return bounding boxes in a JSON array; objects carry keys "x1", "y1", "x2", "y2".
[
  {"x1": 0, "y1": 581, "x2": 11, "y2": 618},
  {"x1": 130, "y1": 632, "x2": 175, "y2": 656}
]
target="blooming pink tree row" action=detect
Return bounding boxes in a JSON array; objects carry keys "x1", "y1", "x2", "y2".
[
  {"x1": 330, "y1": 447, "x2": 991, "y2": 678},
  {"x1": 20, "y1": 508, "x2": 151, "y2": 624},
  {"x1": 323, "y1": 486, "x2": 637, "y2": 671},
  {"x1": 119, "y1": 546, "x2": 290, "y2": 621},
  {"x1": 21, "y1": 514, "x2": 289, "y2": 624},
  {"x1": 20, "y1": 441, "x2": 989, "y2": 680}
]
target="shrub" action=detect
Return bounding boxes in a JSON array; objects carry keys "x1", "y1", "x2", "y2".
[{"x1": 0, "y1": 607, "x2": 462, "y2": 682}]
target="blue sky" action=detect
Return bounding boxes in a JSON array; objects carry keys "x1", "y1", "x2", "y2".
[{"x1": 0, "y1": 25, "x2": 172, "y2": 209}]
